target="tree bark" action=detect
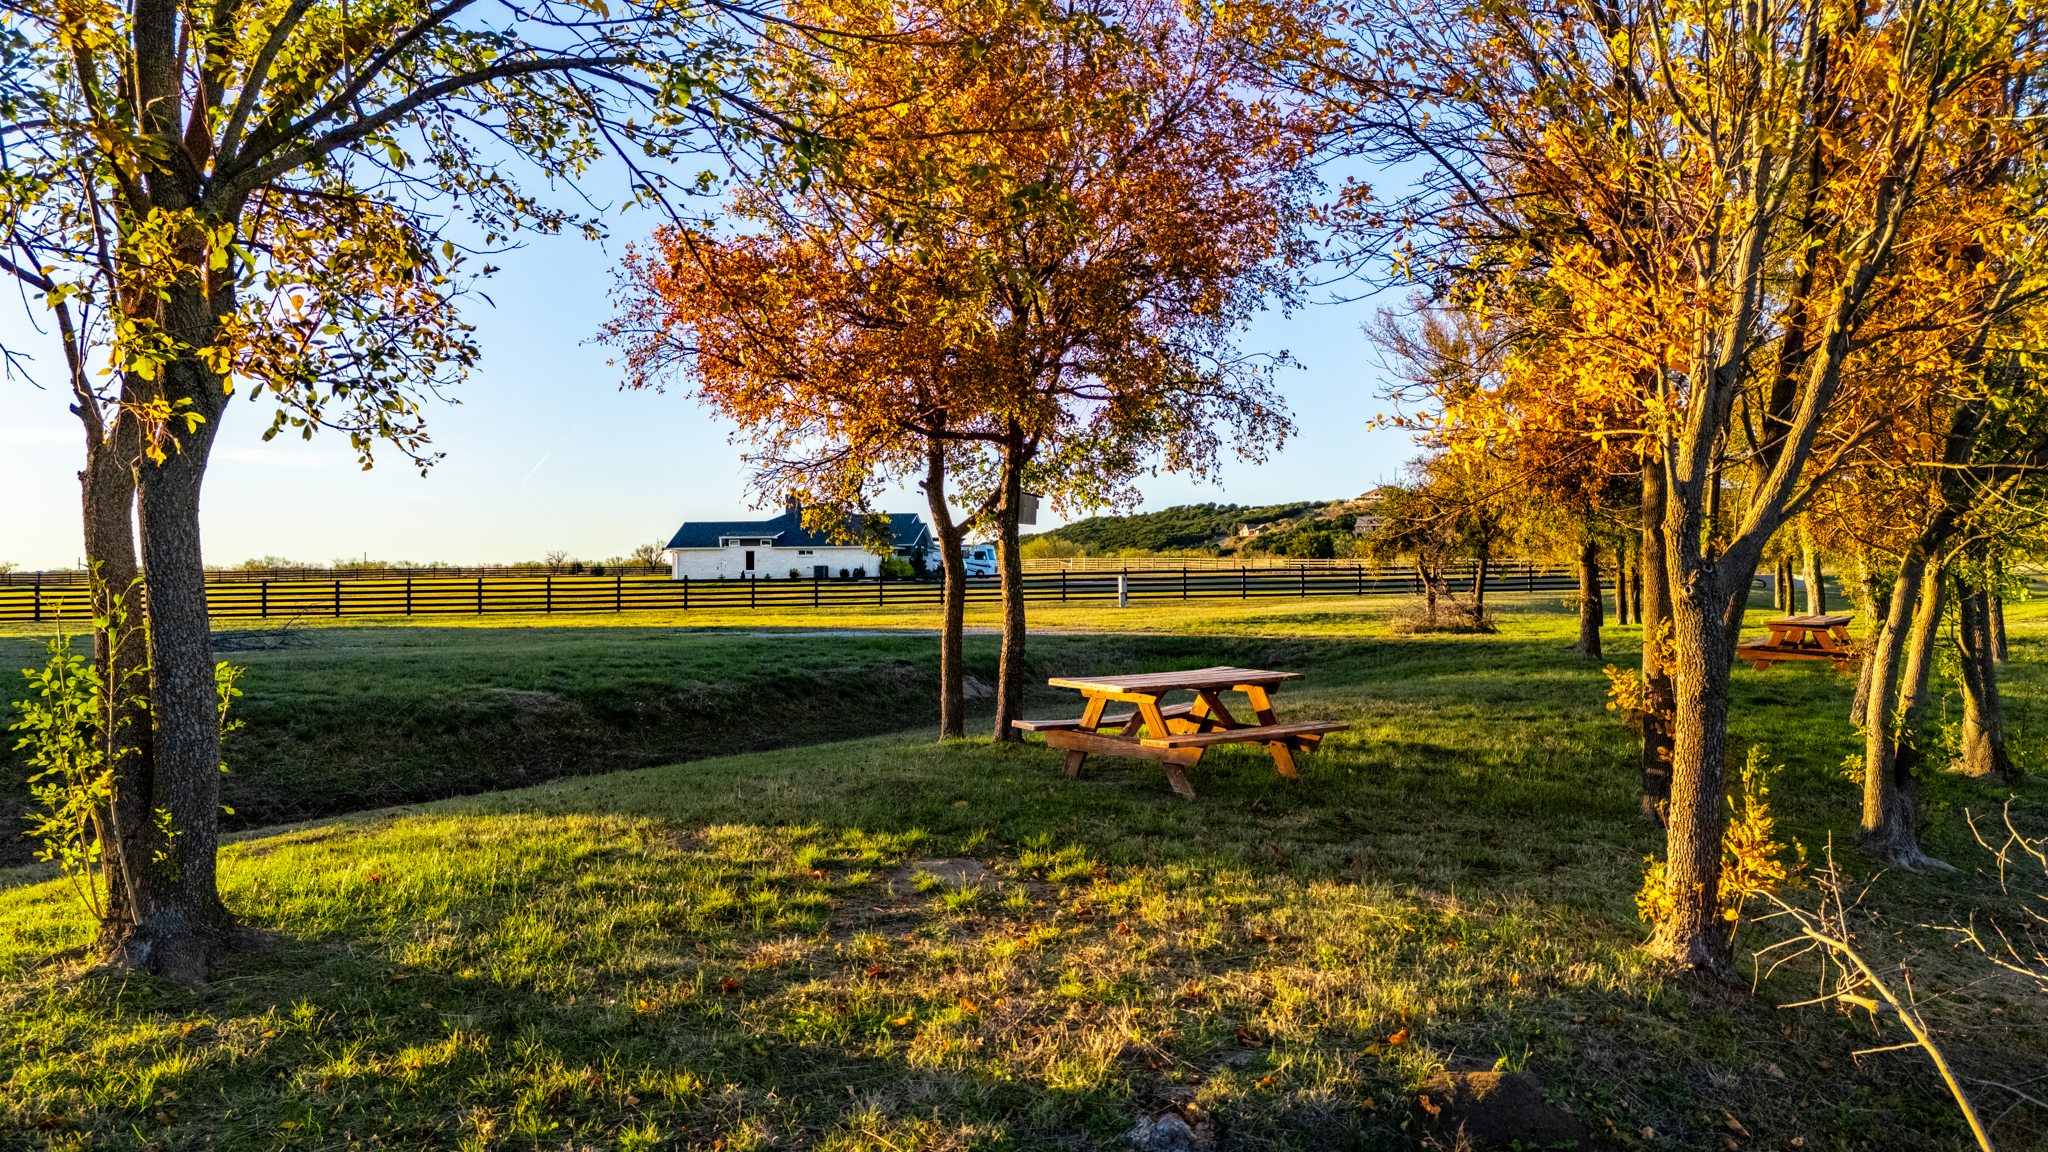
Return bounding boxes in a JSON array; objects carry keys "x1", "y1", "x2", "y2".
[
  {"x1": 1472, "y1": 548, "x2": 1490, "y2": 622},
  {"x1": 1850, "y1": 551, "x2": 1883, "y2": 727},
  {"x1": 990, "y1": 425, "x2": 1027, "y2": 743},
  {"x1": 1990, "y1": 555, "x2": 2009, "y2": 663},
  {"x1": 1650, "y1": 565, "x2": 1740, "y2": 972},
  {"x1": 98, "y1": 283, "x2": 245, "y2": 985},
  {"x1": 1955, "y1": 563, "x2": 2016, "y2": 781},
  {"x1": 1801, "y1": 544, "x2": 1826, "y2": 615},
  {"x1": 79, "y1": 383, "x2": 156, "y2": 935},
  {"x1": 922, "y1": 444, "x2": 969, "y2": 739},
  {"x1": 1638, "y1": 461, "x2": 1674, "y2": 822},
  {"x1": 1859, "y1": 552, "x2": 1949, "y2": 871},
  {"x1": 1614, "y1": 551, "x2": 1632, "y2": 626},
  {"x1": 1575, "y1": 538, "x2": 1603, "y2": 656}
]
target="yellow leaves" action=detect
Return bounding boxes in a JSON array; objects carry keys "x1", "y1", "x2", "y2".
[{"x1": 1638, "y1": 744, "x2": 1803, "y2": 929}]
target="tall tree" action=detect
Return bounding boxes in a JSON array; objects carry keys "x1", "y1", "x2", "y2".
[
  {"x1": 2, "y1": 0, "x2": 761, "y2": 983},
  {"x1": 606, "y1": 0, "x2": 1311, "y2": 740},
  {"x1": 1309, "y1": 0, "x2": 2048, "y2": 971}
]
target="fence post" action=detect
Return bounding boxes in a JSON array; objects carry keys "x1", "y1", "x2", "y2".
[
  {"x1": 546, "y1": 574, "x2": 553, "y2": 614},
  {"x1": 1061, "y1": 570, "x2": 1066, "y2": 602},
  {"x1": 262, "y1": 581, "x2": 269, "y2": 619},
  {"x1": 814, "y1": 574, "x2": 819, "y2": 608},
  {"x1": 1117, "y1": 571, "x2": 1129, "y2": 609},
  {"x1": 878, "y1": 571, "x2": 885, "y2": 605},
  {"x1": 33, "y1": 573, "x2": 41, "y2": 621},
  {"x1": 1241, "y1": 567, "x2": 1247, "y2": 599},
  {"x1": 683, "y1": 575, "x2": 689, "y2": 611},
  {"x1": 616, "y1": 573, "x2": 623, "y2": 613},
  {"x1": 404, "y1": 576, "x2": 411, "y2": 616},
  {"x1": 1300, "y1": 566, "x2": 1306, "y2": 598},
  {"x1": 476, "y1": 576, "x2": 483, "y2": 615},
  {"x1": 1527, "y1": 563, "x2": 1534, "y2": 592},
  {"x1": 1358, "y1": 566, "x2": 1363, "y2": 597},
  {"x1": 334, "y1": 579, "x2": 341, "y2": 617},
  {"x1": 1182, "y1": 565, "x2": 1188, "y2": 601},
  {"x1": 750, "y1": 576, "x2": 756, "y2": 610}
]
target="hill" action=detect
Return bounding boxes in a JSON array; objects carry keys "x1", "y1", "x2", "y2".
[{"x1": 1024, "y1": 501, "x2": 1323, "y2": 553}]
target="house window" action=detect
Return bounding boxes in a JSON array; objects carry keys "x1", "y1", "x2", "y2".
[
  {"x1": 745, "y1": 550, "x2": 755, "y2": 571},
  {"x1": 798, "y1": 549, "x2": 813, "y2": 556}
]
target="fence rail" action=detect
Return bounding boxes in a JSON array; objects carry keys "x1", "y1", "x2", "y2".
[
  {"x1": 0, "y1": 563, "x2": 671, "y2": 586},
  {"x1": 0, "y1": 563, "x2": 1579, "y2": 623}
]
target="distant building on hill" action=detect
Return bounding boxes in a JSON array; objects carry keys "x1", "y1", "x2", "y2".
[
  {"x1": 1351, "y1": 487, "x2": 1393, "y2": 537},
  {"x1": 663, "y1": 501, "x2": 934, "y2": 579}
]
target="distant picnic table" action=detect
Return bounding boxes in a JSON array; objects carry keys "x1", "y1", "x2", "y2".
[
  {"x1": 1739, "y1": 613, "x2": 1860, "y2": 671},
  {"x1": 1012, "y1": 666, "x2": 1348, "y2": 798}
]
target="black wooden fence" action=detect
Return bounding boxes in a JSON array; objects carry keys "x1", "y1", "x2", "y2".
[{"x1": 0, "y1": 562, "x2": 1579, "y2": 623}]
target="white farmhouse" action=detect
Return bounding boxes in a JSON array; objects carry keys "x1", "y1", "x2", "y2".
[{"x1": 664, "y1": 503, "x2": 935, "y2": 580}]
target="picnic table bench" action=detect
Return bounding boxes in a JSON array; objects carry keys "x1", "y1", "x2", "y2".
[
  {"x1": 1012, "y1": 666, "x2": 1348, "y2": 798},
  {"x1": 1739, "y1": 613, "x2": 1860, "y2": 671}
]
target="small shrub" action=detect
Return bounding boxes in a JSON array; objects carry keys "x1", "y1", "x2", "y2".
[
  {"x1": 1638, "y1": 743, "x2": 1803, "y2": 931},
  {"x1": 590, "y1": 564, "x2": 606, "y2": 576},
  {"x1": 839, "y1": 568, "x2": 850, "y2": 579},
  {"x1": 789, "y1": 568, "x2": 801, "y2": 579},
  {"x1": 879, "y1": 557, "x2": 915, "y2": 580},
  {"x1": 853, "y1": 567, "x2": 867, "y2": 579}
]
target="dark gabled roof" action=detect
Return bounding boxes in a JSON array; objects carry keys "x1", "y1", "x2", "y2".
[{"x1": 667, "y1": 510, "x2": 931, "y2": 551}]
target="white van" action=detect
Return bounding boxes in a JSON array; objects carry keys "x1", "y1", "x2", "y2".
[{"x1": 961, "y1": 543, "x2": 998, "y2": 576}]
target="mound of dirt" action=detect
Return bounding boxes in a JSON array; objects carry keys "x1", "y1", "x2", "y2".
[{"x1": 1413, "y1": 1071, "x2": 1602, "y2": 1150}]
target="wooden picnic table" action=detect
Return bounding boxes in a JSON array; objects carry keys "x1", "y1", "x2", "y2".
[
  {"x1": 1011, "y1": 666, "x2": 1348, "y2": 798},
  {"x1": 1739, "y1": 613, "x2": 1859, "y2": 671}
]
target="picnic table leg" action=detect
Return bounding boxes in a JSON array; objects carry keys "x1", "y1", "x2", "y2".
[
  {"x1": 1196, "y1": 689, "x2": 1240, "y2": 730},
  {"x1": 1066, "y1": 696, "x2": 1110, "y2": 777},
  {"x1": 1268, "y1": 741, "x2": 1300, "y2": 780},
  {"x1": 1242, "y1": 685, "x2": 1279, "y2": 725},
  {"x1": 1162, "y1": 749, "x2": 1200, "y2": 798}
]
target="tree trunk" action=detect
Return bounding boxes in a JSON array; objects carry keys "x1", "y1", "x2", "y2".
[
  {"x1": 1472, "y1": 548, "x2": 1490, "y2": 622},
  {"x1": 1850, "y1": 551, "x2": 1883, "y2": 727},
  {"x1": 1955, "y1": 564, "x2": 2017, "y2": 781},
  {"x1": 1630, "y1": 556, "x2": 1643, "y2": 629},
  {"x1": 1614, "y1": 552, "x2": 1632, "y2": 626},
  {"x1": 1801, "y1": 545, "x2": 1826, "y2": 615},
  {"x1": 990, "y1": 428, "x2": 1027, "y2": 743},
  {"x1": 1639, "y1": 462, "x2": 1675, "y2": 823},
  {"x1": 1859, "y1": 552, "x2": 1949, "y2": 871},
  {"x1": 1649, "y1": 567, "x2": 1741, "y2": 974},
  {"x1": 1990, "y1": 555, "x2": 2009, "y2": 663},
  {"x1": 81, "y1": 399, "x2": 156, "y2": 936},
  {"x1": 922, "y1": 444, "x2": 969, "y2": 740},
  {"x1": 1574, "y1": 539, "x2": 1603, "y2": 656},
  {"x1": 98, "y1": 289, "x2": 244, "y2": 986}
]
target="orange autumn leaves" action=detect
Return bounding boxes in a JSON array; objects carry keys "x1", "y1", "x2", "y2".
[{"x1": 600, "y1": 0, "x2": 1312, "y2": 518}]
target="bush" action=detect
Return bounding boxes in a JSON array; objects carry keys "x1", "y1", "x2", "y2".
[
  {"x1": 1285, "y1": 530, "x2": 1338, "y2": 560},
  {"x1": 840, "y1": 568, "x2": 850, "y2": 579},
  {"x1": 879, "y1": 557, "x2": 915, "y2": 580},
  {"x1": 591, "y1": 564, "x2": 606, "y2": 576},
  {"x1": 790, "y1": 568, "x2": 802, "y2": 579},
  {"x1": 853, "y1": 567, "x2": 867, "y2": 579}
]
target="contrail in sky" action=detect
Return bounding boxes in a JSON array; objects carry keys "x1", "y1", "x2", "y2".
[{"x1": 519, "y1": 453, "x2": 553, "y2": 485}]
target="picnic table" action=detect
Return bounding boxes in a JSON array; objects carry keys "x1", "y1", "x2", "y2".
[
  {"x1": 1011, "y1": 666, "x2": 1348, "y2": 798},
  {"x1": 1739, "y1": 613, "x2": 1859, "y2": 671}
]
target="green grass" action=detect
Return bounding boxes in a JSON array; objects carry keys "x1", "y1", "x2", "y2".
[
  {"x1": 0, "y1": 592, "x2": 1593, "y2": 868},
  {"x1": 1, "y1": 594, "x2": 2045, "y2": 1150}
]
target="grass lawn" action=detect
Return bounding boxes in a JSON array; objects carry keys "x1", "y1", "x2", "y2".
[{"x1": 2, "y1": 594, "x2": 2045, "y2": 1150}]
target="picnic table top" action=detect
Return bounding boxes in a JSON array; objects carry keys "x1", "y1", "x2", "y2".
[
  {"x1": 1045, "y1": 666, "x2": 1303, "y2": 694},
  {"x1": 1766, "y1": 614, "x2": 1855, "y2": 629}
]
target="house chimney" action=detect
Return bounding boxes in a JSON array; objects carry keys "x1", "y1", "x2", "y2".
[{"x1": 786, "y1": 494, "x2": 802, "y2": 520}]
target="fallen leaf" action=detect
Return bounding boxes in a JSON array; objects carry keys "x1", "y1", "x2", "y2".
[
  {"x1": 1641, "y1": 1127, "x2": 1656, "y2": 1140},
  {"x1": 419, "y1": 1002, "x2": 433, "y2": 1010},
  {"x1": 1255, "y1": 1075, "x2": 1276, "y2": 1089},
  {"x1": 626, "y1": 1095, "x2": 641, "y2": 1106},
  {"x1": 367, "y1": 872, "x2": 383, "y2": 883},
  {"x1": 280, "y1": 1121, "x2": 298, "y2": 1130},
  {"x1": 1723, "y1": 1139, "x2": 1738, "y2": 1151},
  {"x1": 1418, "y1": 1093, "x2": 1441, "y2": 1118},
  {"x1": 1724, "y1": 1113, "x2": 1749, "y2": 1135},
  {"x1": 261, "y1": 1031, "x2": 277, "y2": 1038},
  {"x1": 155, "y1": 1112, "x2": 169, "y2": 1122},
  {"x1": 717, "y1": 978, "x2": 741, "y2": 994},
  {"x1": 888, "y1": 1014, "x2": 913, "y2": 1026},
  {"x1": 1361, "y1": 1097, "x2": 1376, "y2": 1111},
  {"x1": 958, "y1": 998, "x2": 978, "y2": 1014},
  {"x1": 1790, "y1": 1139, "x2": 1805, "y2": 1148},
  {"x1": 1116, "y1": 921, "x2": 1131, "y2": 934},
  {"x1": 1767, "y1": 1063, "x2": 1785, "y2": 1079},
  {"x1": 1816, "y1": 1058, "x2": 1832, "y2": 1069},
  {"x1": 866, "y1": 966, "x2": 889, "y2": 978},
  {"x1": 1388, "y1": 1028, "x2": 1409, "y2": 1046}
]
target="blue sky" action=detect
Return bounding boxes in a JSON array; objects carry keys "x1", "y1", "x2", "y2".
[{"x1": 0, "y1": 221, "x2": 1419, "y2": 572}]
